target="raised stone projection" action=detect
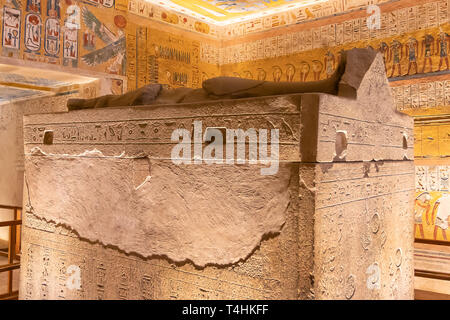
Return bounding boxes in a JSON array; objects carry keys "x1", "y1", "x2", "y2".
[
  {"x1": 66, "y1": 48, "x2": 373, "y2": 110},
  {"x1": 20, "y1": 49, "x2": 415, "y2": 299}
]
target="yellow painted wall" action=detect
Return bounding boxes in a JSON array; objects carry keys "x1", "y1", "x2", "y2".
[
  {"x1": 0, "y1": 0, "x2": 220, "y2": 92},
  {"x1": 2, "y1": 0, "x2": 449, "y2": 243},
  {"x1": 217, "y1": 0, "x2": 450, "y2": 243}
]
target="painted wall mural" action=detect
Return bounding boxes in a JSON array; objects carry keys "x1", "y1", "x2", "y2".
[
  {"x1": 209, "y1": 0, "x2": 450, "y2": 123},
  {"x1": 219, "y1": 0, "x2": 391, "y2": 37},
  {"x1": 146, "y1": 0, "x2": 390, "y2": 29},
  {"x1": 415, "y1": 166, "x2": 450, "y2": 242},
  {"x1": 0, "y1": 0, "x2": 220, "y2": 91},
  {"x1": 219, "y1": 1, "x2": 450, "y2": 78},
  {"x1": 79, "y1": 7, "x2": 125, "y2": 74}
]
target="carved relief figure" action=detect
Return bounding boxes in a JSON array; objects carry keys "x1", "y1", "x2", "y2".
[
  {"x1": 405, "y1": 37, "x2": 418, "y2": 75},
  {"x1": 421, "y1": 34, "x2": 434, "y2": 73},
  {"x1": 389, "y1": 40, "x2": 402, "y2": 77},
  {"x1": 2, "y1": 7, "x2": 21, "y2": 50},
  {"x1": 437, "y1": 30, "x2": 450, "y2": 71}
]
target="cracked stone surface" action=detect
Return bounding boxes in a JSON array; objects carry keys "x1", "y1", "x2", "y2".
[{"x1": 25, "y1": 148, "x2": 292, "y2": 267}]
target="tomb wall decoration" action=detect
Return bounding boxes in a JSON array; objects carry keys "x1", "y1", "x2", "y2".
[
  {"x1": 0, "y1": 0, "x2": 221, "y2": 92},
  {"x1": 205, "y1": 0, "x2": 450, "y2": 245}
]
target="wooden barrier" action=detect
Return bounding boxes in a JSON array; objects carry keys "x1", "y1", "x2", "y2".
[{"x1": 0, "y1": 205, "x2": 21, "y2": 300}]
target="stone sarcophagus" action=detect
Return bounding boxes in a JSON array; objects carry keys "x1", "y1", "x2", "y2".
[{"x1": 20, "y1": 51, "x2": 415, "y2": 300}]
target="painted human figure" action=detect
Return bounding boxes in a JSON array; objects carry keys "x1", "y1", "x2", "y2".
[
  {"x1": 389, "y1": 40, "x2": 402, "y2": 77},
  {"x1": 414, "y1": 192, "x2": 431, "y2": 239},
  {"x1": 379, "y1": 42, "x2": 389, "y2": 72},
  {"x1": 430, "y1": 193, "x2": 450, "y2": 240},
  {"x1": 421, "y1": 34, "x2": 435, "y2": 73},
  {"x1": 299, "y1": 61, "x2": 310, "y2": 82},
  {"x1": 437, "y1": 31, "x2": 450, "y2": 71},
  {"x1": 311, "y1": 60, "x2": 323, "y2": 80},
  {"x1": 405, "y1": 37, "x2": 418, "y2": 75},
  {"x1": 324, "y1": 51, "x2": 335, "y2": 78},
  {"x1": 285, "y1": 64, "x2": 295, "y2": 82}
]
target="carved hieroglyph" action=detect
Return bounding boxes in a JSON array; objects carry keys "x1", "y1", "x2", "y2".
[{"x1": 20, "y1": 53, "x2": 415, "y2": 299}]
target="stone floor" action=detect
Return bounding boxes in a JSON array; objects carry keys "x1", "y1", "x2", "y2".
[{"x1": 0, "y1": 255, "x2": 20, "y2": 295}]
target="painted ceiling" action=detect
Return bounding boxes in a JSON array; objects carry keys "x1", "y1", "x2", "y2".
[
  {"x1": 0, "y1": 64, "x2": 97, "y2": 104},
  {"x1": 148, "y1": 0, "x2": 328, "y2": 25},
  {"x1": 0, "y1": 85, "x2": 50, "y2": 105}
]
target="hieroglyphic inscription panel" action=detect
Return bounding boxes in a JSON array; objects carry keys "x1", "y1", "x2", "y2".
[
  {"x1": 20, "y1": 92, "x2": 415, "y2": 300},
  {"x1": 20, "y1": 182, "x2": 301, "y2": 300},
  {"x1": 312, "y1": 161, "x2": 415, "y2": 299}
]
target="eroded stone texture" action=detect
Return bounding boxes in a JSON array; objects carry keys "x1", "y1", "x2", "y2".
[
  {"x1": 25, "y1": 149, "x2": 292, "y2": 267},
  {"x1": 20, "y1": 49, "x2": 415, "y2": 300},
  {"x1": 66, "y1": 47, "x2": 367, "y2": 111},
  {"x1": 311, "y1": 161, "x2": 415, "y2": 299}
]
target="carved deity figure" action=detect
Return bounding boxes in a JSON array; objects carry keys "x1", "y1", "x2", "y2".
[
  {"x1": 405, "y1": 37, "x2": 418, "y2": 75},
  {"x1": 389, "y1": 40, "x2": 402, "y2": 77},
  {"x1": 421, "y1": 34, "x2": 435, "y2": 73},
  {"x1": 437, "y1": 31, "x2": 450, "y2": 71}
]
